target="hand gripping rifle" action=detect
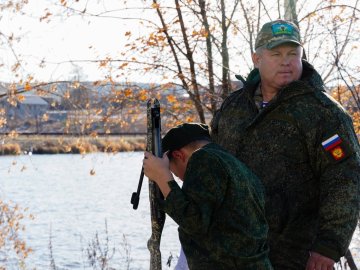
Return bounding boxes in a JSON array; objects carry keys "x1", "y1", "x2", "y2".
[{"x1": 131, "y1": 98, "x2": 166, "y2": 270}]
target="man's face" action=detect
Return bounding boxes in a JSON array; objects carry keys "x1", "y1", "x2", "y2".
[{"x1": 253, "y1": 44, "x2": 303, "y2": 90}]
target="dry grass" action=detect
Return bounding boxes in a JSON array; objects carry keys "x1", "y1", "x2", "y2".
[
  {"x1": 0, "y1": 143, "x2": 21, "y2": 155},
  {"x1": 0, "y1": 134, "x2": 146, "y2": 155}
]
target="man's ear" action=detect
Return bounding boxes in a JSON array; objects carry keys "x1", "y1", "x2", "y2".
[{"x1": 252, "y1": 52, "x2": 260, "y2": 68}]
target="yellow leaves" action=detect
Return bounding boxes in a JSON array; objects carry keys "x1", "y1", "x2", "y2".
[
  {"x1": 42, "y1": 113, "x2": 49, "y2": 121},
  {"x1": 192, "y1": 29, "x2": 209, "y2": 38},
  {"x1": 64, "y1": 90, "x2": 70, "y2": 99},
  {"x1": 138, "y1": 89, "x2": 148, "y2": 101},
  {"x1": 167, "y1": 94, "x2": 177, "y2": 103},
  {"x1": 0, "y1": 199, "x2": 33, "y2": 260},
  {"x1": 17, "y1": 95, "x2": 25, "y2": 102},
  {"x1": 95, "y1": 108, "x2": 103, "y2": 115},
  {"x1": 71, "y1": 81, "x2": 80, "y2": 89},
  {"x1": 8, "y1": 130, "x2": 19, "y2": 139},
  {"x1": 118, "y1": 62, "x2": 129, "y2": 70},
  {"x1": 0, "y1": 109, "x2": 6, "y2": 128},
  {"x1": 36, "y1": 88, "x2": 48, "y2": 96},
  {"x1": 24, "y1": 82, "x2": 32, "y2": 91},
  {"x1": 0, "y1": 117, "x2": 7, "y2": 128},
  {"x1": 124, "y1": 88, "x2": 133, "y2": 97},
  {"x1": 146, "y1": 32, "x2": 166, "y2": 47},
  {"x1": 125, "y1": 31, "x2": 131, "y2": 37},
  {"x1": 99, "y1": 57, "x2": 111, "y2": 68},
  {"x1": 151, "y1": 3, "x2": 160, "y2": 9}
]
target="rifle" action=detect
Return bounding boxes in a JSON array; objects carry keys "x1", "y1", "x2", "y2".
[
  {"x1": 344, "y1": 249, "x2": 358, "y2": 270},
  {"x1": 131, "y1": 98, "x2": 166, "y2": 270}
]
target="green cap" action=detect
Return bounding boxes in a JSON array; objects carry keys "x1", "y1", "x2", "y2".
[
  {"x1": 162, "y1": 123, "x2": 211, "y2": 154},
  {"x1": 255, "y1": 20, "x2": 301, "y2": 49}
]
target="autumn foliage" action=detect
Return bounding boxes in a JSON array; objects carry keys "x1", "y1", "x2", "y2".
[{"x1": 0, "y1": 200, "x2": 33, "y2": 267}]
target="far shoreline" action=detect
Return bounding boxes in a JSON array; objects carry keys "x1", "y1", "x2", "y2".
[{"x1": 0, "y1": 134, "x2": 146, "y2": 155}]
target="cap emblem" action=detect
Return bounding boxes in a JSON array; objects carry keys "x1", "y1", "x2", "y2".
[{"x1": 271, "y1": 23, "x2": 294, "y2": 36}]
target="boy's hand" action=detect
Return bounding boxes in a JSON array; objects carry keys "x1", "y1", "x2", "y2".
[
  {"x1": 305, "y1": 251, "x2": 335, "y2": 270},
  {"x1": 143, "y1": 151, "x2": 173, "y2": 198}
]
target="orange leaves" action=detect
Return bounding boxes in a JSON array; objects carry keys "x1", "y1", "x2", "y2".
[
  {"x1": 146, "y1": 32, "x2": 166, "y2": 47},
  {"x1": 99, "y1": 57, "x2": 111, "y2": 68},
  {"x1": 17, "y1": 95, "x2": 25, "y2": 102},
  {"x1": 0, "y1": 114, "x2": 6, "y2": 128},
  {"x1": 124, "y1": 88, "x2": 133, "y2": 97},
  {"x1": 24, "y1": 82, "x2": 32, "y2": 91},
  {"x1": 0, "y1": 199, "x2": 33, "y2": 261},
  {"x1": 39, "y1": 10, "x2": 52, "y2": 22},
  {"x1": 151, "y1": 3, "x2": 160, "y2": 9},
  {"x1": 42, "y1": 113, "x2": 49, "y2": 122},
  {"x1": 138, "y1": 89, "x2": 148, "y2": 101},
  {"x1": 71, "y1": 81, "x2": 80, "y2": 89},
  {"x1": 330, "y1": 85, "x2": 360, "y2": 137},
  {"x1": 64, "y1": 90, "x2": 70, "y2": 99},
  {"x1": 118, "y1": 62, "x2": 129, "y2": 70},
  {"x1": 167, "y1": 94, "x2": 177, "y2": 103},
  {"x1": 36, "y1": 88, "x2": 48, "y2": 97},
  {"x1": 192, "y1": 29, "x2": 209, "y2": 38}
]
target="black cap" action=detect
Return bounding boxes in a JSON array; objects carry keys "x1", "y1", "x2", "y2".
[{"x1": 162, "y1": 123, "x2": 211, "y2": 153}]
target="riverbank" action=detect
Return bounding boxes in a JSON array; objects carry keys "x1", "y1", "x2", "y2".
[{"x1": 0, "y1": 134, "x2": 146, "y2": 155}]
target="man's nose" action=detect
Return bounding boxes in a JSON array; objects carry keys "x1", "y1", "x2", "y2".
[{"x1": 281, "y1": 55, "x2": 291, "y2": 65}]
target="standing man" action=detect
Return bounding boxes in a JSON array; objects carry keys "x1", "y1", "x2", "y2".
[
  {"x1": 143, "y1": 123, "x2": 272, "y2": 269},
  {"x1": 211, "y1": 19, "x2": 360, "y2": 270}
]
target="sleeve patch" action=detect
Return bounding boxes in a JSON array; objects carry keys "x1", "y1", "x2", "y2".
[{"x1": 322, "y1": 134, "x2": 351, "y2": 162}]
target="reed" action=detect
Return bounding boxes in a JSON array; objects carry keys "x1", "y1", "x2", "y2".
[{"x1": 0, "y1": 134, "x2": 146, "y2": 155}]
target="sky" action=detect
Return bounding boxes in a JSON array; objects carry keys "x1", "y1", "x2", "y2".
[
  {"x1": 1, "y1": 0, "x2": 153, "y2": 83},
  {"x1": 1, "y1": 0, "x2": 359, "y2": 85}
]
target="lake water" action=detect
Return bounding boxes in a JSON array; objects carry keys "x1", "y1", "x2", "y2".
[
  {"x1": 0, "y1": 152, "x2": 181, "y2": 270},
  {"x1": 0, "y1": 152, "x2": 359, "y2": 269}
]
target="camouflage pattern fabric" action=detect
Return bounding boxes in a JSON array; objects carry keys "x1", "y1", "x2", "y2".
[
  {"x1": 160, "y1": 143, "x2": 273, "y2": 270},
  {"x1": 211, "y1": 60, "x2": 360, "y2": 270}
]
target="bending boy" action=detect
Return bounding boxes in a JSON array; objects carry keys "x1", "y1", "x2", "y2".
[{"x1": 143, "y1": 123, "x2": 272, "y2": 269}]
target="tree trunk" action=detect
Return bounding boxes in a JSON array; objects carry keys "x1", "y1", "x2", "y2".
[
  {"x1": 220, "y1": 0, "x2": 231, "y2": 100},
  {"x1": 198, "y1": 0, "x2": 217, "y2": 114}
]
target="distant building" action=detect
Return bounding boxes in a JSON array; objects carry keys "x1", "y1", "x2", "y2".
[
  {"x1": 6, "y1": 95, "x2": 48, "y2": 119},
  {"x1": 0, "y1": 95, "x2": 49, "y2": 133}
]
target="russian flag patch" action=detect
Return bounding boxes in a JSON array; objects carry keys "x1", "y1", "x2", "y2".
[
  {"x1": 321, "y1": 134, "x2": 350, "y2": 162},
  {"x1": 321, "y1": 134, "x2": 342, "y2": 150}
]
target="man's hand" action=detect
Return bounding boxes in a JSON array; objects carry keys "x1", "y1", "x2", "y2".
[{"x1": 305, "y1": 251, "x2": 335, "y2": 270}]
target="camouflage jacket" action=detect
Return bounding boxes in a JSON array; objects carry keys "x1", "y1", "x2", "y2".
[
  {"x1": 211, "y1": 60, "x2": 360, "y2": 269},
  {"x1": 160, "y1": 143, "x2": 273, "y2": 270}
]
